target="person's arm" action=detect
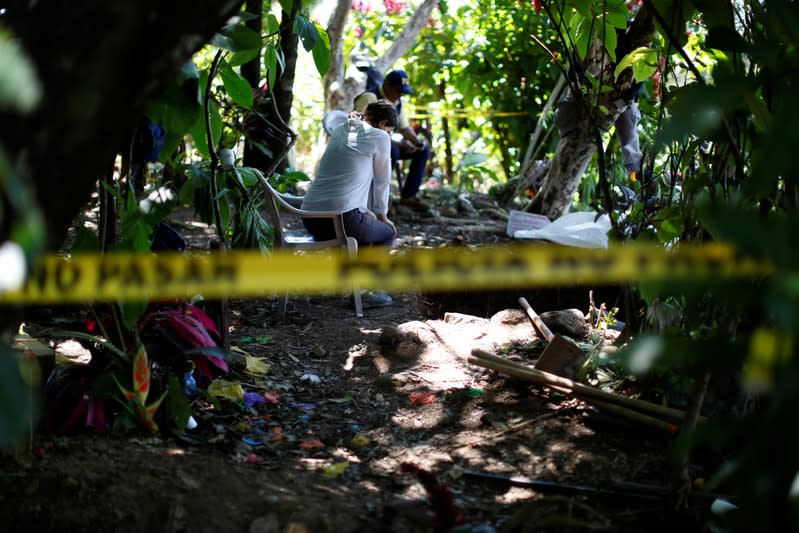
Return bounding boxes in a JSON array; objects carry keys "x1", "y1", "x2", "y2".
[
  {"x1": 371, "y1": 131, "x2": 393, "y2": 217},
  {"x1": 398, "y1": 126, "x2": 426, "y2": 150},
  {"x1": 395, "y1": 105, "x2": 426, "y2": 151}
]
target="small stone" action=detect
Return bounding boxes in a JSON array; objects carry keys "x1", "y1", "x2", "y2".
[
  {"x1": 540, "y1": 309, "x2": 590, "y2": 339},
  {"x1": 378, "y1": 325, "x2": 404, "y2": 345}
]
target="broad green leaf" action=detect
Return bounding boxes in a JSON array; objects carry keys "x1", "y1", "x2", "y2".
[
  {"x1": 294, "y1": 15, "x2": 319, "y2": 52},
  {"x1": 189, "y1": 100, "x2": 223, "y2": 158},
  {"x1": 602, "y1": 20, "x2": 618, "y2": 61},
  {"x1": 614, "y1": 47, "x2": 658, "y2": 83},
  {"x1": 218, "y1": 193, "x2": 232, "y2": 230},
  {"x1": 179, "y1": 178, "x2": 196, "y2": 206},
  {"x1": 311, "y1": 21, "x2": 331, "y2": 77},
  {"x1": 211, "y1": 23, "x2": 261, "y2": 52},
  {"x1": 0, "y1": 344, "x2": 36, "y2": 448},
  {"x1": 655, "y1": 83, "x2": 726, "y2": 148},
  {"x1": 264, "y1": 45, "x2": 278, "y2": 92},
  {"x1": 279, "y1": 0, "x2": 295, "y2": 16},
  {"x1": 148, "y1": 64, "x2": 201, "y2": 137},
  {"x1": 228, "y1": 48, "x2": 260, "y2": 67},
  {"x1": 653, "y1": 206, "x2": 684, "y2": 243},
  {"x1": 0, "y1": 29, "x2": 42, "y2": 112},
  {"x1": 165, "y1": 374, "x2": 192, "y2": 431},
  {"x1": 236, "y1": 166, "x2": 260, "y2": 187},
  {"x1": 219, "y1": 60, "x2": 253, "y2": 110},
  {"x1": 158, "y1": 132, "x2": 185, "y2": 162},
  {"x1": 265, "y1": 14, "x2": 280, "y2": 35},
  {"x1": 572, "y1": 13, "x2": 592, "y2": 60},
  {"x1": 570, "y1": 0, "x2": 592, "y2": 17},
  {"x1": 119, "y1": 299, "x2": 149, "y2": 330},
  {"x1": 605, "y1": 11, "x2": 628, "y2": 29}
]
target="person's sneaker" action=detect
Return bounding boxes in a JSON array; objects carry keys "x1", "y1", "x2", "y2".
[
  {"x1": 360, "y1": 290, "x2": 393, "y2": 309},
  {"x1": 399, "y1": 196, "x2": 432, "y2": 211}
]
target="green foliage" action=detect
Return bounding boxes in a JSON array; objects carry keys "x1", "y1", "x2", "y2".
[
  {"x1": 0, "y1": 28, "x2": 42, "y2": 113},
  {"x1": 0, "y1": 28, "x2": 46, "y2": 259},
  {"x1": 614, "y1": 47, "x2": 659, "y2": 82},
  {"x1": 270, "y1": 169, "x2": 310, "y2": 193},
  {"x1": 179, "y1": 160, "x2": 275, "y2": 251},
  {"x1": 0, "y1": 344, "x2": 37, "y2": 449},
  {"x1": 219, "y1": 60, "x2": 254, "y2": 110}
]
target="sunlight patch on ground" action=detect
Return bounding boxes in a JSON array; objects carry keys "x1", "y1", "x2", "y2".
[
  {"x1": 495, "y1": 486, "x2": 539, "y2": 504},
  {"x1": 343, "y1": 342, "x2": 368, "y2": 371},
  {"x1": 391, "y1": 403, "x2": 447, "y2": 430},
  {"x1": 54, "y1": 339, "x2": 91, "y2": 364}
]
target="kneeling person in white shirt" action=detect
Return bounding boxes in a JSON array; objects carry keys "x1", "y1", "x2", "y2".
[{"x1": 301, "y1": 100, "x2": 398, "y2": 247}]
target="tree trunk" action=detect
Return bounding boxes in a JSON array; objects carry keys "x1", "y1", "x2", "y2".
[
  {"x1": 270, "y1": 0, "x2": 302, "y2": 173},
  {"x1": 528, "y1": 121, "x2": 596, "y2": 218},
  {"x1": 275, "y1": 0, "x2": 301, "y2": 125},
  {"x1": 324, "y1": 0, "x2": 438, "y2": 112},
  {"x1": 323, "y1": 0, "x2": 351, "y2": 111},
  {"x1": 439, "y1": 80, "x2": 453, "y2": 182},
  {"x1": 528, "y1": 7, "x2": 654, "y2": 219},
  {"x1": 0, "y1": 1, "x2": 243, "y2": 250},
  {"x1": 241, "y1": 0, "x2": 263, "y2": 88}
]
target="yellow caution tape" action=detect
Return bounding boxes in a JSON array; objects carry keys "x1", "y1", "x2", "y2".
[{"x1": 0, "y1": 243, "x2": 772, "y2": 304}]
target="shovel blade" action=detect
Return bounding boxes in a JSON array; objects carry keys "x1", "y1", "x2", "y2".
[{"x1": 534, "y1": 335, "x2": 586, "y2": 380}]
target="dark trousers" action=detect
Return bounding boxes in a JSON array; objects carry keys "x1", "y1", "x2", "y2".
[
  {"x1": 391, "y1": 143, "x2": 430, "y2": 199},
  {"x1": 303, "y1": 209, "x2": 394, "y2": 246}
]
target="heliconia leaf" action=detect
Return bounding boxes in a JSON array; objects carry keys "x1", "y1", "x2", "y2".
[
  {"x1": 146, "y1": 391, "x2": 168, "y2": 418},
  {"x1": 132, "y1": 343, "x2": 151, "y2": 405},
  {"x1": 141, "y1": 390, "x2": 168, "y2": 434},
  {"x1": 114, "y1": 375, "x2": 137, "y2": 403}
]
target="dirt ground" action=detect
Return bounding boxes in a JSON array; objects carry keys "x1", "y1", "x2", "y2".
[{"x1": 0, "y1": 198, "x2": 711, "y2": 532}]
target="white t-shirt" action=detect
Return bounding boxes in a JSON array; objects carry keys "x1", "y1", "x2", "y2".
[{"x1": 301, "y1": 118, "x2": 392, "y2": 215}]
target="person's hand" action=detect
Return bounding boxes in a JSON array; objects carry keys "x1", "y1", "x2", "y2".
[
  {"x1": 400, "y1": 139, "x2": 420, "y2": 153},
  {"x1": 377, "y1": 214, "x2": 397, "y2": 236}
]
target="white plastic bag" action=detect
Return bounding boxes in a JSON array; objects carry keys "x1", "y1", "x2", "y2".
[{"x1": 513, "y1": 211, "x2": 612, "y2": 249}]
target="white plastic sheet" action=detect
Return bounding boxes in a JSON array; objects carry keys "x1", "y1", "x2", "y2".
[{"x1": 512, "y1": 211, "x2": 612, "y2": 249}]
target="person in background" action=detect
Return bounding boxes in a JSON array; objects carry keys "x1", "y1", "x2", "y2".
[
  {"x1": 300, "y1": 100, "x2": 399, "y2": 308},
  {"x1": 354, "y1": 69, "x2": 431, "y2": 211}
]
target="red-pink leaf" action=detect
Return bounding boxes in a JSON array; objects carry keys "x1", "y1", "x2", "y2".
[
  {"x1": 184, "y1": 303, "x2": 220, "y2": 339},
  {"x1": 156, "y1": 310, "x2": 217, "y2": 348}
]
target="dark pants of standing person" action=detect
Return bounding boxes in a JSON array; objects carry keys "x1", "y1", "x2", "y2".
[
  {"x1": 303, "y1": 208, "x2": 394, "y2": 247},
  {"x1": 390, "y1": 143, "x2": 430, "y2": 199}
]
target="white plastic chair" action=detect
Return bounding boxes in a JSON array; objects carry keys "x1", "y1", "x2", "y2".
[{"x1": 253, "y1": 169, "x2": 363, "y2": 317}]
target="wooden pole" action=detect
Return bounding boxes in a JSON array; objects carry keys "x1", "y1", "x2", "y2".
[{"x1": 470, "y1": 348, "x2": 696, "y2": 425}]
